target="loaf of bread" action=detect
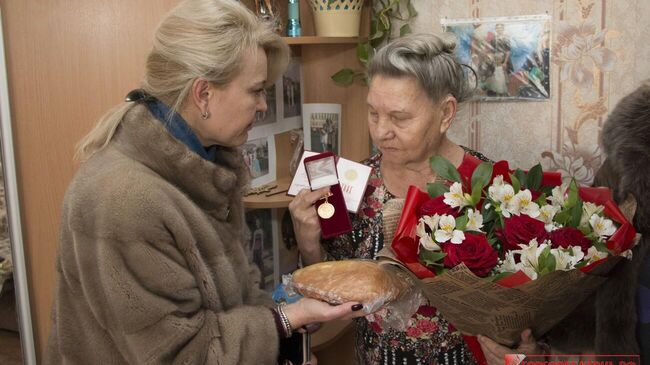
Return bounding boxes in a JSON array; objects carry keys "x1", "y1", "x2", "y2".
[{"x1": 291, "y1": 260, "x2": 411, "y2": 306}]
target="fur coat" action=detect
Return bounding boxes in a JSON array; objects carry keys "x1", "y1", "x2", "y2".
[
  {"x1": 46, "y1": 103, "x2": 279, "y2": 364},
  {"x1": 546, "y1": 81, "x2": 650, "y2": 358}
]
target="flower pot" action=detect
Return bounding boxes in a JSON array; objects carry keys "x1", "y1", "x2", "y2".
[{"x1": 308, "y1": 0, "x2": 365, "y2": 37}]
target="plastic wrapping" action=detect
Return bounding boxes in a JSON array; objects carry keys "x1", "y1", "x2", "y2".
[{"x1": 289, "y1": 259, "x2": 422, "y2": 329}]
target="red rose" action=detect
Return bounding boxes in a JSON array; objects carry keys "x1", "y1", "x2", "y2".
[
  {"x1": 442, "y1": 233, "x2": 498, "y2": 277},
  {"x1": 418, "y1": 196, "x2": 459, "y2": 218},
  {"x1": 501, "y1": 214, "x2": 548, "y2": 252},
  {"x1": 548, "y1": 227, "x2": 592, "y2": 254}
]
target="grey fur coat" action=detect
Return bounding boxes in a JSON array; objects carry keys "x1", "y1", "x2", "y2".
[{"x1": 46, "y1": 104, "x2": 279, "y2": 364}]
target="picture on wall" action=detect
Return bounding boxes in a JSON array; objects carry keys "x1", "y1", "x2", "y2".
[
  {"x1": 244, "y1": 208, "x2": 278, "y2": 292},
  {"x1": 255, "y1": 84, "x2": 277, "y2": 126},
  {"x1": 302, "y1": 103, "x2": 341, "y2": 155},
  {"x1": 283, "y1": 58, "x2": 302, "y2": 119},
  {"x1": 241, "y1": 135, "x2": 276, "y2": 187},
  {"x1": 247, "y1": 58, "x2": 302, "y2": 141},
  {"x1": 442, "y1": 14, "x2": 551, "y2": 101}
]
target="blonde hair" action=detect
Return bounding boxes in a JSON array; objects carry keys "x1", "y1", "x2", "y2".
[
  {"x1": 367, "y1": 33, "x2": 473, "y2": 104},
  {"x1": 75, "y1": 0, "x2": 289, "y2": 161}
]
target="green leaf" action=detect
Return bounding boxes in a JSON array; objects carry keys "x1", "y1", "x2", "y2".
[
  {"x1": 331, "y1": 68, "x2": 355, "y2": 86},
  {"x1": 554, "y1": 209, "x2": 571, "y2": 225},
  {"x1": 430, "y1": 156, "x2": 461, "y2": 183},
  {"x1": 569, "y1": 200, "x2": 583, "y2": 227},
  {"x1": 399, "y1": 23, "x2": 411, "y2": 37},
  {"x1": 514, "y1": 169, "x2": 527, "y2": 189},
  {"x1": 471, "y1": 183, "x2": 483, "y2": 206},
  {"x1": 419, "y1": 250, "x2": 447, "y2": 266},
  {"x1": 526, "y1": 164, "x2": 543, "y2": 191},
  {"x1": 593, "y1": 239, "x2": 609, "y2": 253},
  {"x1": 427, "y1": 181, "x2": 449, "y2": 198},
  {"x1": 356, "y1": 42, "x2": 370, "y2": 66},
  {"x1": 471, "y1": 162, "x2": 493, "y2": 191},
  {"x1": 566, "y1": 179, "x2": 579, "y2": 208},
  {"x1": 534, "y1": 193, "x2": 547, "y2": 206},
  {"x1": 434, "y1": 266, "x2": 448, "y2": 276},
  {"x1": 456, "y1": 214, "x2": 469, "y2": 231},
  {"x1": 509, "y1": 173, "x2": 521, "y2": 193}
]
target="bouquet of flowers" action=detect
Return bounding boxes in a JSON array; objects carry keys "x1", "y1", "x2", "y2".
[{"x1": 380, "y1": 153, "x2": 637, "y2": 363}]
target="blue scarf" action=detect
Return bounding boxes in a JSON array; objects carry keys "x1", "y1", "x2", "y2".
[{"x1": 145, "y1": 99, "x2": 217, "y2": 161}]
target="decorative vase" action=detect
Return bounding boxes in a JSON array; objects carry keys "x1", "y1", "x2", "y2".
[{"x1": 308, "y1": 0, "x2": 365, "y2": 37}]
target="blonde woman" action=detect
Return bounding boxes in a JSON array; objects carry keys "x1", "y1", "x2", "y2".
[{"x1": 45, "y1": 1, "x2": 364, "y2": 364}]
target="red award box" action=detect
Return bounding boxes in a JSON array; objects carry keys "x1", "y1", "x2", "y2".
[{"x1": 304, "y1": 152, "x2": 353, "y2": 238}]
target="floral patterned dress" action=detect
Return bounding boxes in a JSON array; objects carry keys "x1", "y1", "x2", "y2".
[{"x1": 322, "y1": 148, "x2": 490, "y2": 365}]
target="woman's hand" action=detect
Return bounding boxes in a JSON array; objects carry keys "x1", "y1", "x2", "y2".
[
  {"x1": 282, "y1": 297, "x2": 366, "y2": 330},
  {"x1": 478, "y1": 329, "x2": 541, "y2": 365},
  {"x1": 288, "y1": 187, "x2": 330, "y2": 265}
]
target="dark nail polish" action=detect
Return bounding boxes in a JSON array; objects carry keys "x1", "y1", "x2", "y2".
[{"x1": 351, "y1": 304, "x2": 363, "y2": 311}]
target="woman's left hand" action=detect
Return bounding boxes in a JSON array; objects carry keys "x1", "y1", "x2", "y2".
[{"x1": 477, "y1": 329, "x2": 540, "y2": 365}]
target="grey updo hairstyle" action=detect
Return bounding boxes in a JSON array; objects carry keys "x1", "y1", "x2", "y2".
[
  {"x1": 75, "y1": 0, "x2": 290, "y2": 161},
  {"x1": 367, "y1": 33, "x2": 473, "y2": 104}
]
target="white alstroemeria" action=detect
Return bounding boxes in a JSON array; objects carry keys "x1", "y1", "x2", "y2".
[
  {"x1": 537, "y1": 204, "x2": 559, "y2": 225},
  {"x1": 517, "y1": 238, "x2": 546, "y2": 271},
  {"x1": 507, "y1": 189, "x2": 540, "y2": 218},
  {"x1": 420, "y1": 233, "x2": 441, "y2": 252},
  {"x1": 416, "y1": 219, "x2": 441, "y2": 251},
  {"x1": 416, "y1": 220, "x2": 428, "y2": 238},
  {"x1": 422, "y1": 214, "x2": 441, "y2": 232},
  {"x1": 434, "y1": 215, "x2": 465, "y2": 244},
  {"x1": 443, "y1": 182, "x2": 472, "y2": 209},
  {"x1": 585, "y1": 246, "x2": 609, "y2": 263},
  {"x1": 548, "y1": 185, "x2": 568, "y2": 207},
  {"x1": 492, "y1": 184, "x2": 516, "y2": 217},
  {"x1": 500, "y1": 250, "x2": 520, "y2": 273},
  {"x1": 466, "y1": 209, "x2": 484, "y2": 232},
  {"x1": 589, "y1": 214, "x2": 616, "y2": 238},
  {"x1": 551, "y1": 246, "x2": 584, "y2": 271},
  {"x1": 580, "y1": 202, "x2": 605, "y2": 227},
  {"x1": 520, "y1": 265, "x2": 539, "y2": 280}
]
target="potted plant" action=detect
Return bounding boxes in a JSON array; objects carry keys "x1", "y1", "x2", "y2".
[{"x1": 331, "y1": 0, "x2": 417, "y2": 85}]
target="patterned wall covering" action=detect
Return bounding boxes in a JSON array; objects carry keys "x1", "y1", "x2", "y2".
[{"x1": 408, "y1": 0, "x2": 650, "y2": 185}]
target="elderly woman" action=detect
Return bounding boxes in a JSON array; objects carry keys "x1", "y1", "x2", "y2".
[
  {"x1": 45, "y1": 1, "x2": 365, "y2": 364},
  {"x1": 291, "y1": 33, "x2": 515, "y2": 365},
  {"x1": 290, "y1": 33, "x2": 547, "y2": 365}
]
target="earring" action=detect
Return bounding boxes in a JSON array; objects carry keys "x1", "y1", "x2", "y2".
[{"x1": 201, "y1": 111, "x2": 209, "y2": 120}]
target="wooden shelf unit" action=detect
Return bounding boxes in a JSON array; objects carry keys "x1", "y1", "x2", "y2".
[{"x1": 244, "y1": 0, "x2": 371, "y2": 209}]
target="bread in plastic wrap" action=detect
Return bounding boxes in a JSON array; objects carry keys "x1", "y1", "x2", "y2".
[{"x1": 291, "y1": 260, "x2": 414, "y2": 313}]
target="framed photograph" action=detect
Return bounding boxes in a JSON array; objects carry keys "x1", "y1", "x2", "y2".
[
  {"x1": 248, "y1": 58, "x2": 303, "y2": 140},
  {"x1": 302, "y1": 103, "x2": 342, "y2": 155},
  {"x1": 442, "y1": 14, "x2": 551, "y2": 101},
  {"x1": 282, "y1": 58, "x2": 303, "y2": 121},
  {"x1": 241, "y1": 135, "x2": 276, "y2": 188},
  {"x1": 244, "y1": 208, "x2": 279, "y2": 292}
]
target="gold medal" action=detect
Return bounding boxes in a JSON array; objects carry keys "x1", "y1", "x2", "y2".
[{"x1": 317, "y1": 196, "x2": 335, "y2": 219}]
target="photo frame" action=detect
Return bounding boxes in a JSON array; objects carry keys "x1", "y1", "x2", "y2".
[
  {"x1": 302, "y1": 103, "x2": 342, "y2": 155},
  {"x1": 442, "y1": 14, "x2": 551, "y2": 101},
  {"x1": 247, "y1": 57, "x2": 303, "y2": 140},
  {"x1": 241, "y1": 135, "x2": 276, "y2": 188},
  {"x1": 244, "y1": 208, "x2": 279, "y2": 292}
]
